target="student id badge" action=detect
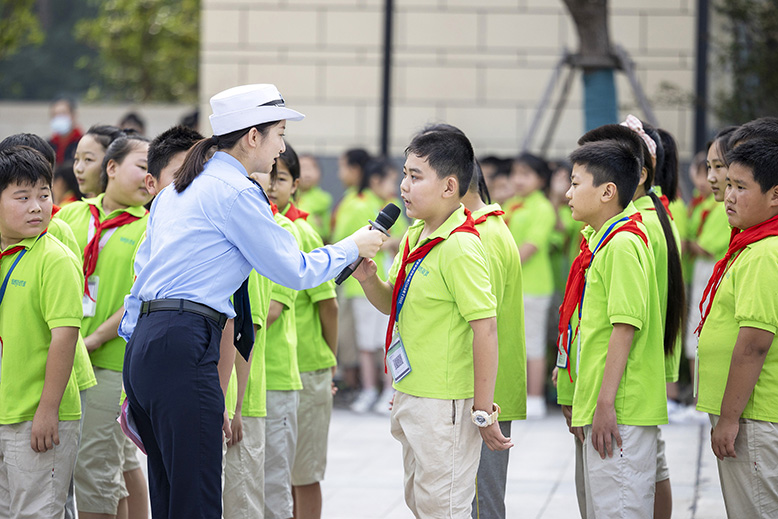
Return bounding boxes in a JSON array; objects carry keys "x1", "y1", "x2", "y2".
[
  {"x1": 387, "y1": 333, "x2": 411, "y2": 383},
  {"x1": 82, "y1": 276, "x2": 99, "y2": 317},
  {"x1": 556, "y1": 325, "x2": 571, "y2": 369}
]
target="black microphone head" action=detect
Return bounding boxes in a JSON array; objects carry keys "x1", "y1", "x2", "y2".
[{"x1": 375, "y1": 203, "x2": 401, "y2": 230}]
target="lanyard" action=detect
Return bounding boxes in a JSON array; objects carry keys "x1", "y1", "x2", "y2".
[
  {"x1": 395, "y1": 252, "x2": 431, "y2": 321},
  {"x1": 0, "y1": 232, "x2": 46, "y2": 306},
  {"x1": 578, "y1": 217, "x2": 628, "y2": 321}
]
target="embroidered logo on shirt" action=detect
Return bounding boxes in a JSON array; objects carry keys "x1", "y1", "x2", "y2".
[
  {"x1": 418, "y1": 266, "x2": 430, "y2": 277},
  {"x1": 119, "y1": 237, "x2": 136, "y2": 246},
  {"x1": 10, "y1": 279, "x2": 26, "y2": 287}
]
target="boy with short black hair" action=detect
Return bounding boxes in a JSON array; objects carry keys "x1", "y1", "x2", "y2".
[
  {"x1": 696, "y1": 137, "x2": 778, "y2": 517},
  {"x1": 354, "y1": 130, "x2": 511, "y2": 517},
  {"x1": 562, "y1": 139, "x2": 666, "y2": 518},
  {"x1": 146, "y1": 125, "x2": 204, "y2": 195},
  {"x1": 0, "y1": 146, "x2": 84, "y2": 518}
]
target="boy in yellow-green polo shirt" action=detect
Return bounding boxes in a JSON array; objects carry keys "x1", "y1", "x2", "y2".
[
  {"x1": 463, "y1": 160, "x2": 526, "y2": 519},
  {"x1": 507, "y1": 153, "x2": 556, "y2": 419},
  {"x1": 561, "y1": 139, "x2": 666, "y2": 518},
  {"x1": 696, "y1": 138, "x2": 778, "y2": 517},
  {"x1": 297, "y1": 153, "x2": 333, "y2": 242},
  {"x1": 56, "y1": 134, "x2": 151, "y2": 517},
  {"x1": 0, "y1": 147, "x2": 83, "y2": 518},
  {"x1": 223, "y1": 269, "x2": 272, "y2": 519},
  {"x1": 267, "y1": 144, "x2": 339, "y2": 519},
  {"x1": 265, "y1": 206, "x2": 303, "y2": 519},
  {"x1": 354, "y1": 130, "x2": 511, "y2": 517}
]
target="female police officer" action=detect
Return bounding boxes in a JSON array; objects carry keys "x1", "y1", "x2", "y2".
[{"x1": 118, "y1": 84, "x2": 385, "y2": 518}]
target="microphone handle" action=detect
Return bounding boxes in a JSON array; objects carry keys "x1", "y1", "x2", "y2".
[
  {"x1": 334, "y1": 220, "x2": 389, "y2": 285},
  {"x1": 335, "y1": 257, "x2": 363, "y2": 285}
]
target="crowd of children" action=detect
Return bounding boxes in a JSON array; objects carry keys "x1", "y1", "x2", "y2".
[{"x1": 1, "y1": 86, "x2": 777, "y2": 519}]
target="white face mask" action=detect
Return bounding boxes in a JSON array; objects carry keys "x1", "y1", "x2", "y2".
[{"x1": 50, "y1": 114, "x2": 73, "y2": 135}]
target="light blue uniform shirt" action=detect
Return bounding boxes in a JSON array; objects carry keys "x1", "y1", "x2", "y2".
[{"x1": 119, "y1": 151, "x2": 358, "y2": 341}]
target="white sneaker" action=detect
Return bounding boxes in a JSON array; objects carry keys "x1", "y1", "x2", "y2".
[
  {"x1": 374, "y1": 387, "x2": 395, "y2": 415},
  {"x1": 350, "y1": 388, "x2": 378, "y2": 414},
  {"x1": 526, "y1": 395, "x2": 547, "y2": 419}
]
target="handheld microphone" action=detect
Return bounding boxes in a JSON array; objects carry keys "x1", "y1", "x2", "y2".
[{"x1": 335, "y1": 203, "x2": 401, "y2": 285}]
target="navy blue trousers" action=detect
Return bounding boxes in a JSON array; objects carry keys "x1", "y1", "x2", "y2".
[{"x1": 123, "y1": 310, "x2": 224, "y2": 519}]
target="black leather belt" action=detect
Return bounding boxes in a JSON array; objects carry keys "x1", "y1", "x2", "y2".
[{"x1": 140, "y1": 299, "x2": 227, "y2": 329}]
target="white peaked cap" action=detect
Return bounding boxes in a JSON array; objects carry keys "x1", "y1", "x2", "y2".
[{"x1": 209, "y1": 84, "x2": 305, "y2": 136}]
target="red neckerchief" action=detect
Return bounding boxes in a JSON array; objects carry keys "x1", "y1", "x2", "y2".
[
  {"x1": 284, "y1": 203, "x2": 309, "y2": 222},
  {"x1": 503, "y1": 201, "x2": 523, "y2": 226},
  {"x1": 557, "y1": 213, "x2": 648, "y2": 382},
  {"x1": 50, "y1": 128, "x2": 83, "y2": 165},
  {"x1": 473, "y1": 209, "x2": 505, "y2": 225},
  {"x1": 385, "y1": 209, "x2": 480, "y2": 363},
  {"x1": 659, "y1": 194, "x2": 672, "y2": 218},
  {"x1": 695, "y1": 213, "x2": 778, "y2": 335},
  {"x1": 697, "y1": 208, "x2": 713, "y2": 238},
  {"x1": 52, "y1": 204, "x2": 61, "y2": 216},
  {"x1": 0, "y1": 246, "x2": 25, "y2": 264},
  {"x1": 270, "y1": 202, "x2": 279, "y2": 215},
  {"x1": 82, "y1": 204, "x2": 141, "y2": 299},
  {"x1": 691, "y1": 194, "x2": 705, "y2": 210},
  {"x1": 645, "y1": 194, "x2": 674, "y2": 220}
]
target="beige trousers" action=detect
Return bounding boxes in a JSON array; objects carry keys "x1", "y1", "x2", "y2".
[{"x1": 391, "y1": 391, "x2": 482, "y2": 519}]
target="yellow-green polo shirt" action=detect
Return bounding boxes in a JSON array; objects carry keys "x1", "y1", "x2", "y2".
[
  {"x1": 633, "y1": 195, "x2": 684, "y2": 382},
  {"x1": 297, "y1": 186, "x2": 333, "y2": 242},
  {"x1": 508, "y1": 190, "x2": 556, "y2": 296},
  {"x1": 264, "y1": 213, "x2": 302, "y2": 392},
  {"x1": 281, "y1": 206, "x2": 338, "y2": 373},
  {"x1": 472, "y1": 204, "x2": 526, "y2": 420},
  {"x1": 331, "y1": 189, "x2": 385, "y2": 298},
  {"x1": 697, "y1": 236, "x2": 778, "y2": 422},
  {"x1": 0, "y1": 233, "x2": 83, "y2": 423},
  {"x1": 226, "y1": 270, "x2": 272, "y2": 418},
  {"x1": 56, "y1": 195, "x2": 148, "y2": 372},
  {"x1": 48, "y1": 219, "x2": 97, "y2": 392},
  {"x1": 684, "y1": 195, "x2": 710, "y2": 281},
  {"x1": 571, "y1": 204, "x2": 667, "y2": 427},
  {"x1": 388, "y1": 204, "x2": 497, "y2": 400},
  {"x1": 556, "y1": 307, "x2": 579, "y2": 407},
  {"x1": 698, "y1": 198, "x2": 730, "y2": 261},
  {"x1": 550, "y1": 205, "x2": 585, "y2": 293}
]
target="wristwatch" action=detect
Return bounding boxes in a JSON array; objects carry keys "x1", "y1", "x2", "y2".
[{"x1": 471, "y1": 403, "x2": 501, "y2": 428}]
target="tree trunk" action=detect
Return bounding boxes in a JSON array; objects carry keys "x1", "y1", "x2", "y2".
[{"x1": 561, "y1": 0, "x2": 618, "y2": 130}]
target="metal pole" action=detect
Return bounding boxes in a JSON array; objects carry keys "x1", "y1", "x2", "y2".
[
  {"x1": 694, "y1": 0, "x2": 709, "y2": 153},
  {"x1": 380, "y1": 0, "x2": 394, "y2": 157}
]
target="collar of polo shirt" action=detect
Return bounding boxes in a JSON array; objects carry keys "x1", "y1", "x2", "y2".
[{"x1": 209, "y1": 84, "x2": 305, "y2": 136}]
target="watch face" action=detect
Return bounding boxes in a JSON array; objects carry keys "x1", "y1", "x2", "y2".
[{"x1": 475, "y1": 414, "x2": 486, "y2": 425}]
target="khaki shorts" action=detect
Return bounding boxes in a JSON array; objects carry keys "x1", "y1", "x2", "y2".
[
  {"x1": 710, "y1": 415, "x2": 778, "y2": 518},
  {"x1": 524, "y1": 295, "x2": 552, "y2": 359},
  {"x1": 391, "y1": 392, "x2": 482, "y2": 518},
  {"x1": 656, "y1": 427, "x2": 670, "y2": 482},
  {"x1": 352, "y1": 297, "x2": 389, "y2": 352},
  {"x1": 224, "y1": 416, "x2": 265, "y2": 519},
  {"x1": 336, "y1": 293, "x2": 358, "y2": 369},
  {"x1": 582, "y1": 424, "x2": 657, "y2": 519},
  {"x1": 0, "y1": 420, "x2": 79, "y2": 519},
  {"x1": 75, "y1": 367, "x2": 128, "y2": 514},
  {"x1": 264, "y1": 390, "x2": 299, "y2": 519},
  {"x1": 120, "y1": 433, "x2": 141, "y2": 473},
  {"x1": 292, "y1": 369, "x2": 333, "y2": 486}
]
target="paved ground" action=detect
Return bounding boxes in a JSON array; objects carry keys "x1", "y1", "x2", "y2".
[{"x1": 321, "y1": 407, "x2": 727, "y2": 519}]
